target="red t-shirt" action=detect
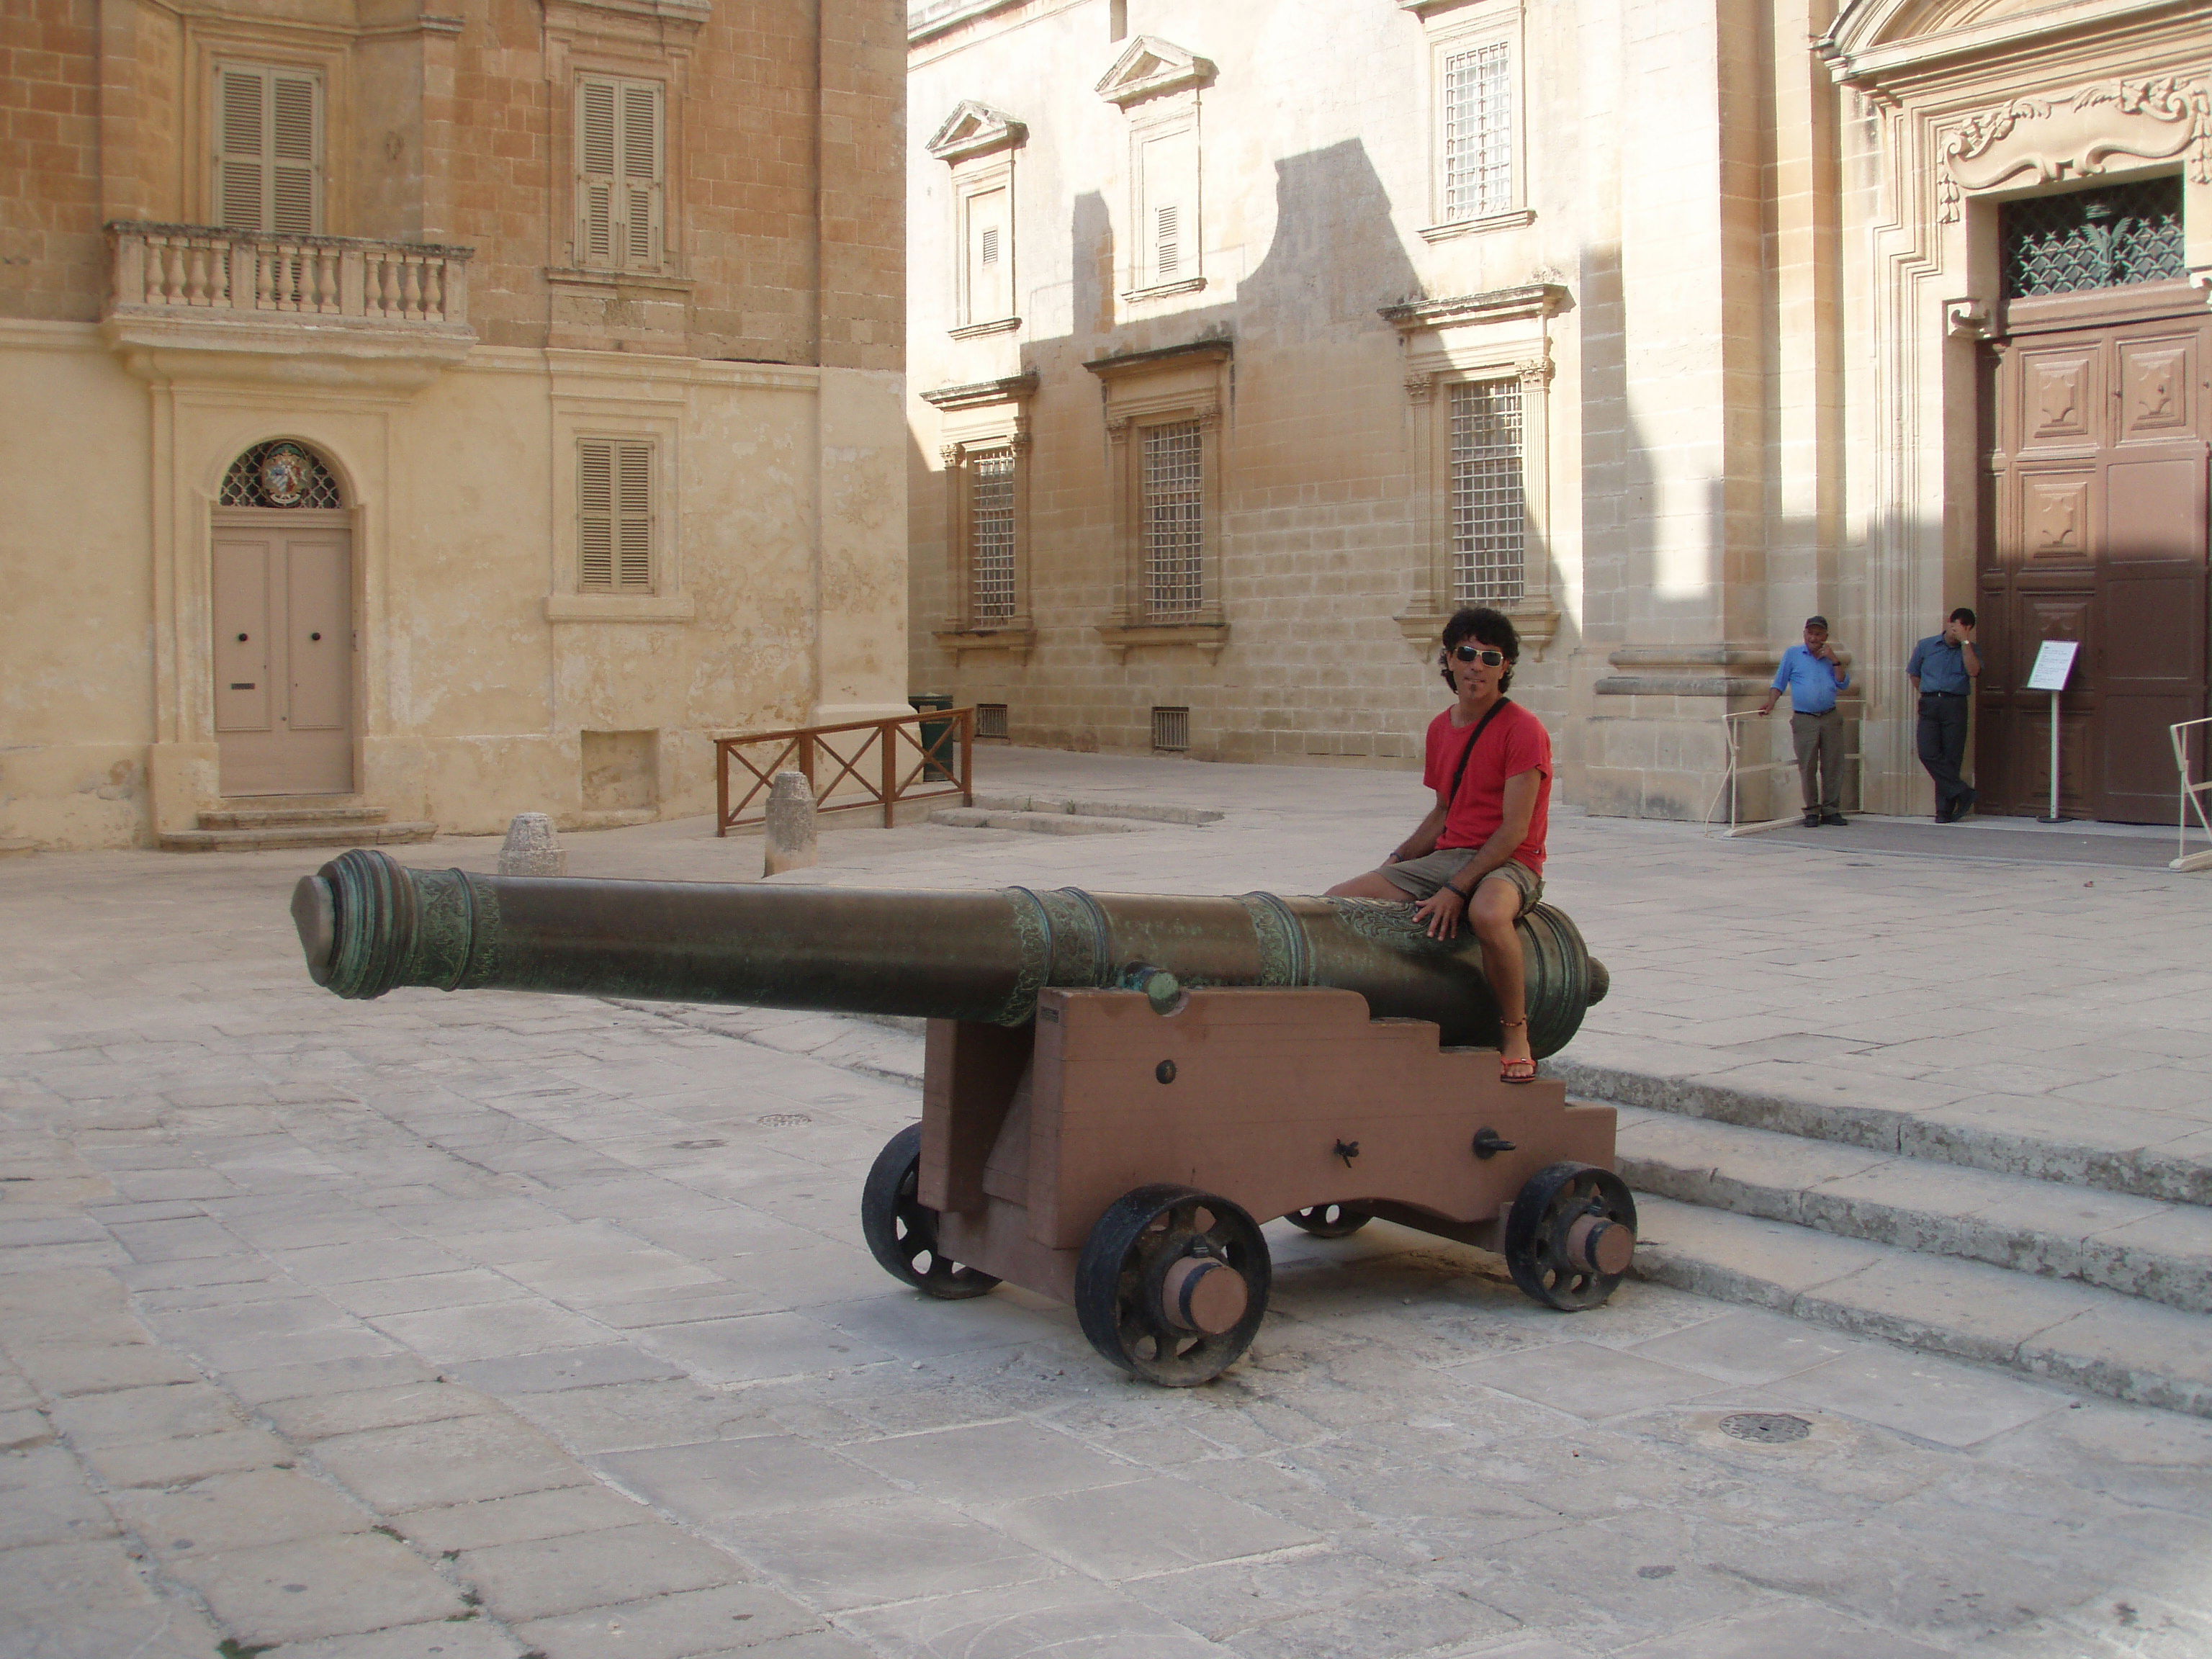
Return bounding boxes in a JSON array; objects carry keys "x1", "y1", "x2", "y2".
[{"x1": 1422, "y1": 701, "x2": 1552, "y2": 874}]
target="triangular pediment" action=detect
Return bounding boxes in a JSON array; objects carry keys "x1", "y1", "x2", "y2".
[
  {"x1": 1095, "y1": 35, "x2": 1216, "y2": 107},
  {"x1": 926, "y1": 101, "x2": 1027, "y2": 163}
]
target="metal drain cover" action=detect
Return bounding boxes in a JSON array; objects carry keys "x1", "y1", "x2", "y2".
[
  {"x1": 1720, "y1": 1411, "x2": 1811, "y2": 1444},
  {"x1": 757, "y1": 1112, "x2": 813, "y2": 1128}
]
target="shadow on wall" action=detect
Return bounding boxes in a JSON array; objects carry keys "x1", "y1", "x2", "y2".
[{"x1": 989, "y1": 138, "x2": 1526, "y2": 759}]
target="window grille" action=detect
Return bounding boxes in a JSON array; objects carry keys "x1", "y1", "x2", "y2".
[
  {"x1": 976, "y1": 703, "x2": 1010, "y2": 740},
  {"x1": 1151, "y1": 706, "x2": 1190, "y2": 752},
  {"x1": 2001, "y1": 178, "x2": 2185, "y2": 298},
  {"x1": 1142, "y1": 421, "x2": 1204, "y2": 618},
  {"x1": 1450, "y1": 379, "x2": 1524, "y2": 606},
  {"x1": 968, "y1": 450, "x2": 1017, "y2": 625},
  {"x1": 1442, "y1": 42, "x2": 1512, "y2": 222},
  {"x1": 579, "y1": 439, "x2": 654, "y2": 591},
  {"x1": 220, "y1": 441, "x2": 344, "y2": 508}
]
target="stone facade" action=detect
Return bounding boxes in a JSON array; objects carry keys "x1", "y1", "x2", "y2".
[
  {"x1": 903, "y1": 0, "x2": 2209, "y2": 822},
  {"x1": 0, "y1": 0, "x2": 909, "y2": 848}
]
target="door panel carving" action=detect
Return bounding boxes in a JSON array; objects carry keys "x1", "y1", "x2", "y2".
[{"x1": 1979, "y1": 303, "x2": 2208, "y2": 824}]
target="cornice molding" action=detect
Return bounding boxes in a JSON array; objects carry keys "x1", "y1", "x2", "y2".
[
  {"x1": 1082, "y1": 337, "x2": 1233, "y2": 380},
  {"x1": 1380, "y1": 283, "x2": 1571, "y2": 331},
  {"x1": 926, "y1": 100, "x2": 1028, "y2": 163},
  {"x1": 1096, "y1": 35, "x2": 1216, "y2": 107},
  {"x1": 921, "y1": 372, "x2": 1040, "y2": 410}
]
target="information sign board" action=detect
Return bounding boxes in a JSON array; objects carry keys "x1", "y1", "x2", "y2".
[{"x1": 2026, "y1": 639, "x2": 2079, "y2": 693}]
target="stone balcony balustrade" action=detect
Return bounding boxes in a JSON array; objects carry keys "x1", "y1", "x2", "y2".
[{"x1": 103, "y1": 222, "x2": 477, "y2": 390}]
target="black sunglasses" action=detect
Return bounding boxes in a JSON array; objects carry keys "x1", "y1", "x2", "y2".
[{"x1": 1448, "y1": 645, "x2": 1506, "y2": 666}]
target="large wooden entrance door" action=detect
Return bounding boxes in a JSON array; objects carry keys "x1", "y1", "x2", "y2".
[
  {"x1": 212, "y1": 513, "x2": 355, "y2": 796},
  {"x1": 1977, "y1": 285, "x2": 2211, "y2": 822}
]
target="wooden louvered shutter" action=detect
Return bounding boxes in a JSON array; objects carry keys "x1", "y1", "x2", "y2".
[
  {"x1": 579, "y1": 441, "x2": 615, "y2": 588},
  {"x1": 215, "y1": 65, "x2": 320, "y2": 235},
  {"x1": 579, "y1": 439, "x2": 653, "y2": 591},
  {"x1": 619, "y1": 81, "x2": 662, "y2": 271},
  {"x1": 615, "y1": 442, "x2": 652, "y2": 590},
  {"x1": 269, "y1": 72, "x2": 320, "y2": 235},
  {"x1": 217, "y1": 68, "x2": 265, "y2": 230},
  {"x1": 577, "y1": 78, "x2": 618, "y2": 267}
]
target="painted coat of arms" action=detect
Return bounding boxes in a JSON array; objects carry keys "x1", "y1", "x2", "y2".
[{"x1": 260, "y1": 443, "x2": 313, "y2": 507}]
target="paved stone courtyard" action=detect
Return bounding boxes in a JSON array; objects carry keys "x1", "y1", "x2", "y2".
[{"x1": 6, "y1": 749, "x2": 2212, "y2": 1658}]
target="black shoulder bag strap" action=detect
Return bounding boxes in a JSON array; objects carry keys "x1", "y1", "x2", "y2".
[{"x1": 1445, "y1": 697, "x2": 1513, "y2": 813}]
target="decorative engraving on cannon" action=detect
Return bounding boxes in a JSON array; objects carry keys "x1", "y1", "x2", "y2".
[{"x1": 294, "y1": 849, "x2": 1631, "y2": 1386}]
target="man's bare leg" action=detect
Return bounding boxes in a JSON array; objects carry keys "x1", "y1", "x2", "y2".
[
  {"x1": 1325, "y1": 872, "x2": 1408, "y2": 900},
  {"x1": 1467, "y1": 876, "x2": 1531, "y2": 1069}
]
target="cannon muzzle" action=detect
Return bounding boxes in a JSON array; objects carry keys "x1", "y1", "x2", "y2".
[{"x1": 294, "y1": 848, "x2": 1608, "y2": 1057}]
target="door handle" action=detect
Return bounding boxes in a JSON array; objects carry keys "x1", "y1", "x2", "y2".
[
  {"x1": 237, "y1": 633, "x2": 249, "y2": 642},
  {"x1": 310, "y1": 632, "x2": 322, "y2": 642}
]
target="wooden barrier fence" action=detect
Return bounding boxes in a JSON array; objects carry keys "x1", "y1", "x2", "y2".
[{"x1": 715, "y1": 708, "x2": 974, "y2": 835}]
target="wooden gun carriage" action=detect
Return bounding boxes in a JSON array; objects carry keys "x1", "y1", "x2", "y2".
[{"x1": 295, "y1": 850, "x2": 1635, "y2": 1385}]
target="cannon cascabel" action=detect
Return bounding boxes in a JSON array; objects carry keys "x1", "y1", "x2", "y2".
[{"x1": 292, "y1": 848, "x2": 1609, "y2": 1058}]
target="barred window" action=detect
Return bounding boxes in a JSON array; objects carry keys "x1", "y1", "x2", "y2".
[
  {"x1": 1450, "y1": 379, "x2": 1524, "y2": 605},
  {"x1": 976, "y1": 702, "x2": 1010, "y2": 740},
  {"x1": 1442, "y1": 42, "x2": 1511, "y2": 222},
  {"x1": 1142, "y1": 421, "x2": 1204, "y2": 619},
  {"x1": 1151, "y1": 706, "x2": 1190, "y2": 752},
  {"x1": 2000, "y1": 178, "x2": 2185, "y2": 299},
  {"x1": 968, "y1": 450, "x2": 1017, "y2": 625}
]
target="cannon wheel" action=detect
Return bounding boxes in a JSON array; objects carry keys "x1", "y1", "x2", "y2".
[
  {"x1": 860, "y1": 1124, "x2": 1000, "y2": 1300},
  {"x1": 1075, "y1": 1186, "x2": 1271, "y2": 1387},
  {"x1": 1503, "y1": 1161, "x2": 1637, "y2": 1311},
  {"x1": 1284, "y1": 1203, "x2": 1373, "y2": 1238}
]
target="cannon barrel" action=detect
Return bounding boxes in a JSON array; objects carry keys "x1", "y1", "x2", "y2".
[{"x1": 293, "y1": 848, "x2": 1609, "y2": 1057}]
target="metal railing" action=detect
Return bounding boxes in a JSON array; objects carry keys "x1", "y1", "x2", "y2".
[
  {"x1": 2172, "y1": 716, "x2": 2212, "y2": 872},
  {"x1": 1704, "y1": 709, "x2": 1861, "y2": 836},
  {"x1": 715, "y1": 708, "x2": 974, "y2": 835},
  {"x1": 107, "y1": 222, "x2": 472, "y2": 326}
]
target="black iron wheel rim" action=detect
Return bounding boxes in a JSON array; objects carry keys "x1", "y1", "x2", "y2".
[
  {"x1": 860, "y1": 1123, "x2": 999, "y2": 1300},
  {"x1": 1075, "y1": 1184, "x2": 1270, "y2": 1386},
  {"x1": 1285, "y1": 1202, "x2": 1373, "y2": 1238},
  {"x1": 1503, "y1": 1161, "x2": 1635, "y2": 1311}
]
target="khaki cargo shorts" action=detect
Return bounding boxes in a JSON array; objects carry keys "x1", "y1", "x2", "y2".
[{"x1": 1378, "y1": 850, "x2": 1543, "y2": 917}]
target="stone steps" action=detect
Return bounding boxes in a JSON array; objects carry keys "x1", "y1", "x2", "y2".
[
  {"x1": 1614, "y1": 1105, "x2": 2212, "y2": 1314},
  {"x1": 1551, "y1": 1052, "x2": 2212, "y2": 1208},
  {"x1": 1629, "y1": 1195, "x2": 2212, "y2": 1417},
  {"x1": 160, "y1": 800, "x2": 435, "y2": 853}
]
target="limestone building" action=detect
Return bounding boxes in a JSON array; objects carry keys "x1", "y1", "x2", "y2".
[
  {"x1": 904, "y1": 0, "x2": 2208, "y2": 823},
  {"x1": 1, "y1": 0, "x2": 907, "y2": 850}
]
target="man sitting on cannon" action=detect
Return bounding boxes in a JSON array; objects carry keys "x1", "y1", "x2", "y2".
[{"x1": 1328, "y1": 606, "x2": 1552, "y2": 1084}]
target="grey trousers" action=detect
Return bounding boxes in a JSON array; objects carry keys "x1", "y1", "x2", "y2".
[{"x1": 1791, "y1": 709, "x2": 1845, "y2": 812}]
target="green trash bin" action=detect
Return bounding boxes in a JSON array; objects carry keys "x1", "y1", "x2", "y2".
[{"x1": 909, "y1": 693, "x2": 956, "y2": 783}]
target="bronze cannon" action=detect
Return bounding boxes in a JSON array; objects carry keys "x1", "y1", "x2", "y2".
[{"x1": 294, "y1": 848, "x2": 1635, "y2": 1385}]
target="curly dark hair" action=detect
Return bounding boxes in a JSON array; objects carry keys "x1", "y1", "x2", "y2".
[{"x1": 1439, "y1": 606, "x2": 1519, "y2": 694}]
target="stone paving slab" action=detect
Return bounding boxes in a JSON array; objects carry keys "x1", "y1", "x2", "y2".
[{"x1": 5, "y1": 752, "x2": 2212, "y2": 1655}]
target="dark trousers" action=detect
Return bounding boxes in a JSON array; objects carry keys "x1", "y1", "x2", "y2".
[
  {"x1": 1790, "y1": 709, "x2": 1844, "y2": 812},
  {"x1": 1916, "y1": 694, "x2": 1971, "y2": 815}
]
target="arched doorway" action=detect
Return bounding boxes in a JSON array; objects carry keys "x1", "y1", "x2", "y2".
[{"x1": 211, "y1": 441, "x2": 356, "y2": 796}]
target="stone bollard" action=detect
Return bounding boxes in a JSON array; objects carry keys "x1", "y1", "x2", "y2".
[
  {"x1": 763, "y1": 770, "x2": 819, "y2": 877},
  {"x1": 498, "y1": 812, "x2": 567, "y2": 877}
]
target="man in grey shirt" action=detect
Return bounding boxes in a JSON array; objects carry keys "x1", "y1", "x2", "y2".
[{"x1": 1907, "y1": 607, "x2": 1981, "y2": 822}]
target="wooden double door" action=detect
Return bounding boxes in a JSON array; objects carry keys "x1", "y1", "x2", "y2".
[
  {"x1": 212, "y1": 511, "x2": 355, "y2": 796},
  {"x1": 1976, "y1": 284, "x2": 2210, "y2": 822}
]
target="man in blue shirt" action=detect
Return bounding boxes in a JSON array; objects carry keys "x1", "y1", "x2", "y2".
[
  {"x1": 1761, "y1": 616, "x2": 1853, "y2": 826},
  {"x1": 1907, "y1": 608, "x2": 1982, "y2": 822}
]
